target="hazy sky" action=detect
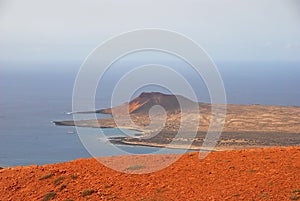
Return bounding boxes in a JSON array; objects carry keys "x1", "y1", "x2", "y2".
[{"x1": 0, "y1": 0, "x2": 300, "y2": 70}]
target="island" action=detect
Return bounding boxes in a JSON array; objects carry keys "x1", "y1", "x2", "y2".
[{"x1": 53, "y1": 92, "x2": 300, "y2": 150}]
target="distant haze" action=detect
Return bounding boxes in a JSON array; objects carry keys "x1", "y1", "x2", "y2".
[{"x1": 0, "y1": 0, "x2": 300, "y2": 71}]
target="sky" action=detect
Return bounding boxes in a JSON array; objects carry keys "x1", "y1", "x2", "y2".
[{"x1": 0, "y1": 0, "x2": 300, "y2": 71}]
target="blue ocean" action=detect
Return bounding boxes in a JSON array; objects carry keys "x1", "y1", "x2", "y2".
[{"x1": 1, "y1": 61, "x2": 299, "y2": 167}]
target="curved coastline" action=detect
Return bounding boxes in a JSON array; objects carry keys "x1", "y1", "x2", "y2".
[{"x1": 53, "y1": 92, "x2": 300, "y2": 151}]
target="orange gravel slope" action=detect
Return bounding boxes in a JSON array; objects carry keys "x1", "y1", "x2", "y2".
[{"x1": 0, "y1": 147, "x2": 299, "y2": 201}]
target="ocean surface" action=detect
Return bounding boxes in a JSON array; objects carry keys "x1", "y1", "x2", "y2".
[{"x1": 1, "y1": 61, "x2": 299, "y2": 167}]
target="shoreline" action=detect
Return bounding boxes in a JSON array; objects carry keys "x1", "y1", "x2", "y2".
[
  {"x1": 110, "y1": 138, "x2": 217, "y2": 151},
  {"x1": 110, "y1": 138, "x2": 294, "y2": 152}
]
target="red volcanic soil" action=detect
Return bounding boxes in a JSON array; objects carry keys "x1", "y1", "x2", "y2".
[{"x1": 0, "y1": 147, "x2": 300, "y2": 201}]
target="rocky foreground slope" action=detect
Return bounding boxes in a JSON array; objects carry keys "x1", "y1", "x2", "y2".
[{"x1": 0, "y1": 147, "x2": 299, "y2": 200}]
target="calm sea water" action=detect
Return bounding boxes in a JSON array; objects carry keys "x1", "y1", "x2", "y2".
[{"x1": 1, "y1": 61, "x2": 299, "y2": 167}]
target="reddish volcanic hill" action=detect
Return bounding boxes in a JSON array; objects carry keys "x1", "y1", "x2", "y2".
[
  {"x1": 0, "y1": 147, "x2": 299, "y2": 200},
  {"x1": 98, "y1": 92, "x2": 198, "y2": 114}
]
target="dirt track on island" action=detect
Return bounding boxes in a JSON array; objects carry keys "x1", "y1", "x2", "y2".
[{"x1": 0, "y1": 147, "x2": 300, "y2": 201}]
